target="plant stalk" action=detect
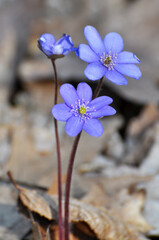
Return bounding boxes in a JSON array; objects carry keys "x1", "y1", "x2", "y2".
[
  {"x1": 51, "y1": 59, "x2": 63, "y2": 240},
  {"x1": 93, "y1": 77, "x2": 104, "y2": 99},
  {"x1": 64, "y1": 77, "x2": 104, "y2": 240},
  {"x1": 64, "y1": 132, "x2": 81, "y2": 240}
]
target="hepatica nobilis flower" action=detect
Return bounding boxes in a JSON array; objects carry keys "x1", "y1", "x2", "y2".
[
  {"x1": 38, "y1": 33, "x2": 75, "y2": 58},
  {"x1": 52, "y1": 82, "x2": 116, "y2": 137},
  {"x1": 78, "y1": 26, "x2": 142, "y2": 85}
]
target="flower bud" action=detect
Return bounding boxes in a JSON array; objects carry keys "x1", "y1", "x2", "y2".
[{"x1": 38, "y1": 33, "x2": 75, "y2": 60}]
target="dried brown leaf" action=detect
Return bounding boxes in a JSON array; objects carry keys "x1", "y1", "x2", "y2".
[
  {"x1": 19, "y1": 188, "x2": 53, "y2": 220},
  {"x1": 18, "y1": 187, "x2": 143, "y2": 240},
  {"x1": 69, "y1": 199, "x2": 140, "y2": 240},
  {"x1": 82, "y1": 184, "x2": 109, "y2": 207},
  {"x1": 15, "y1": 181, "x2": 149, "y2": 240},
  {"x1": 108, "y1": 188, "x2": 152, "y2": 234},
  {"x1": 121, "y1": 190, "x2": 152, "y2": 233}
]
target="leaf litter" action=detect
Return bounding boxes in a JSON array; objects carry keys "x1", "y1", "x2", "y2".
[{"x1": 8, "y1": 171, "x2": 153, "y2": 240}]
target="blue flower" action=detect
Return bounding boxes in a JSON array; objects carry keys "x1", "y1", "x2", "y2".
[
  {"x1": 52, "y1": 82, "x2": 116, "y2": 137},
  {"x1": 38, "y1": 33, "x2": 75, "y2": 58},
  {"x1": 78, "y1": 26, "x2": 142, "y2": 85}
]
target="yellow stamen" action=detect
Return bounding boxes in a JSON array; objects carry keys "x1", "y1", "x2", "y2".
[{"x1": 79, "y1": 105, "x2": 87, "y2": 115}]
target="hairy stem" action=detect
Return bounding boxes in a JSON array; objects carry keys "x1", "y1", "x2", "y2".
[{"x1": 51, "y1": 59, "x2": 63, "y2": 240}]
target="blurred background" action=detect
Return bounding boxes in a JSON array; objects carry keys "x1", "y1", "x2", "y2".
[
  {"x1": 1, "y1": 0, "x2": 159, "y2": 184},
  {"x1": 1, "y1": 1, "x2": 159, "y2": 238}
]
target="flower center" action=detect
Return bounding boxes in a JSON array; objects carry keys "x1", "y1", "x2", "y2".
[
  {"x1": 53, "y1": 44, "x2": 63, "y2": 54},
  {"x1": 100, "y1": 52, "x2": 117, "y2": 70},
  {"x1": 104, "y1": 56, "x2": 112, "y2": 66},
  {"x1": 79, "y1": 105, "x2": 87, "y2": 115},
  {"x1": 71, "y1": 100, "x2": 93, "y2": 121}
]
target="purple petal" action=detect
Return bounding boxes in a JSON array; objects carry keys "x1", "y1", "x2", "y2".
[
  {"x1": 56, "y1": 34, "x2": 74, "y2": 55},
  {"x1": 117, "y1": 51, "x2": 140, "y2": 64},
  {"x1": 38, "y1": 33, "x2": 56, "y2": 56},
  {"x1": 105, "y1": 69, "x2": 128, "y2": 85},
  {"x1": 104, "y1": 32, "x2": 124, "y2": 54},
  {"x1": 65, "y1": 116, "x2": 84, "y2": 137},
  {"x1": 77, "y1": 82, "x2": 92, "y2": 102},
  {"x1": 84, "y1": 62, "x2": 106, "y2": 81},
  {"x1": 84, "y1": 26, "x2": 105, "y2": 56},
  {"x1": 115, "y1": 63, "x2": 142, "y2": 80},
  {"x1": 89, "y1": 96, "x2": 113, "y2": 110},
  {"x1": 83, "y1": 119, "x2": 103, "y2": 137},
  {"x1": 60, "y1": 84, "x2": 78, "y2": 107},
  {"x1": 91, "y1": 106, "x2": 116, "y2": 118},
  {"x1": 52, "y1": 103, "x2": 72, "y2": 121},
  {"x1": 56, "y1": 34, "x2": 73, "y2": 47},
  {"x1": 78, "y1": 44, "x2": 99, "y2": 63}
]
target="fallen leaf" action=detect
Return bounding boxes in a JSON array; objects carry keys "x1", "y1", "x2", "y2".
[
  {"x1": 69, "y1": 198, "x2": 141, "y2": 240},
  {"x1": 18, "y1": 186, "x2": 143, "y2": 240},
  {"x1": 19, "y1": 188, "x2": 53, "y2": 220},
  {"x1": 82, "y1": 184, "x2": 109, "y2": 207},
  {"x1": 8, "y1": 172, "x2": 150, "y2": 240},
  {"x1": 121, "y1": 189, "x2": 152, "y2": 233}
]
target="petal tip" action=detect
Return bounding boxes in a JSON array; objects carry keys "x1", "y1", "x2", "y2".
[
  {"x1": 104, "y1": 32, "x2": 124, "y2": 53},
  {"x1": 122, "y1": 80, "x2": 128, "y2": 85},
  {"x1": 135, "y1": 71, "x2": 142, "y2": 80},
  {"x1": 134, "y1": 67, "x2": 142, "y2": 80},
  {"x1": 112, "y1": 109, "x2": 117, "y2": 115},
  {"x1": 115, "y1": 79, "x2": 128, "y2": 85},
  {"x1": 134, "y1": 54, "x2": 141, "y2": 64},
  {"x1": 84, "y1": 25, "x2": 94, "y2": 32}
]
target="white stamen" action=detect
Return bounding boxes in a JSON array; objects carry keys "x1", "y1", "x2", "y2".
[
  {"x1": 71, "y1": 99, "x2": 96, "y2": 121},
  {"x1": 100, "y1": 51, "x2": 118, "y2": 70}
]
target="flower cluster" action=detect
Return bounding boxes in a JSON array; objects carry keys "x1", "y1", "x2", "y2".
[
  {"x1": 38, "y1": 26, "x2": 141, "y2": 137},
  {"x1": 37, "y1": 26, "x2": 142, "y2": 240},
  {"x1": 52, "y1": 82, "x2": 116, "y2": 137}
]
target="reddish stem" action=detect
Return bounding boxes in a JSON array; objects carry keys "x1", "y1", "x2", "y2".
[
  {"x1": 64, "y1": 77, "x2": 104, "y2": 240},
  {"x1": 93, "y1": 77, "x2": 104, "y2": 99},
  {"x1": 64, "y1": 132, "x2": 81, "y2": 240},
  {"x1": 51, "y1": 60, "x2": 63, "y2": 240}
]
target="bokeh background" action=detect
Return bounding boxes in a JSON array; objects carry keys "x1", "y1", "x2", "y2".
[
  {"x1": 1, "y1": 1, "x2": 159, "y2": 239},
  {"x1": 1, "y1": 0, "x2": 159, "y2": 191}
]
